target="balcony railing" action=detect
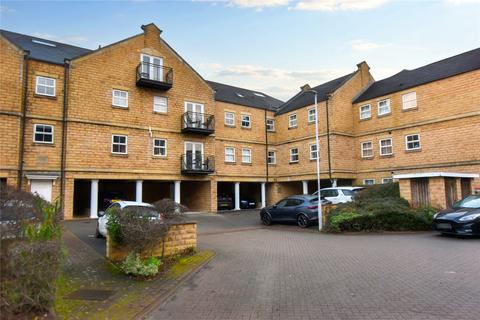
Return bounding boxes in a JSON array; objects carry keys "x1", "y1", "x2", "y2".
[
  {"x1": 181, "y1": 111, "x2": 215, "y2": 135},
  {"x1": 181, "y1": 154, "x2": 215, "y2": 175},
  {"x1": 136, "y1": 62, "x2": 173, "y2": 90}
]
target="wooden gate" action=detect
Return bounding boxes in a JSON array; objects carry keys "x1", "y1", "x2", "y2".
[{"x1": 410, "y1": 178, "x2": 429, "y2": 207}]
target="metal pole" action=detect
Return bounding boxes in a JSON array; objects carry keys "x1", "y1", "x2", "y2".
[{"x1": 314, "y1": 93, "x2": 322, "y2": 231}]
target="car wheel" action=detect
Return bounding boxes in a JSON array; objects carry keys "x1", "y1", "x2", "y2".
[
  {"x1": 297, "y1": 214, "x2": 310, "y2": 228},
  {"x1": 95, "y1": 222, "x2": 103, "y2": 238},
  {"x1": 261, "y1": 213, "x2": 272, "y2": 226}
]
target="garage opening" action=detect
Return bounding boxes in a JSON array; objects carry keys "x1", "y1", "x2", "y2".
[
  {"x1": 217, "y1": 182, "x2": 234, "y2": 210},
  {"x1": 181, "y1": 180, "x2": 212, "y2": 212},
  {"x1": 143, "y1": 181, "x2": 173, "y2": 204},
  {"x1": 73, "y1": 179, "x2": 91, "y2": 218},
  {"x1": 240, "y1": 182, "x2": 261, "y2": 209}
]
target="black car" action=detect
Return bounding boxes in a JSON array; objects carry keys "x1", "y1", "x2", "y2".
[
  {"x1": 260, "y1": 195, "x2": 330, "y2": 228},
  {"x1": 240, "y1": 198, "x2": 257, "y2": 209},
  {"x1": 433, "y1": 195, "x2": 480, "y2": 236},
  {"x1": 218, "y1": 194, "x2": 233, "y2": 210}
]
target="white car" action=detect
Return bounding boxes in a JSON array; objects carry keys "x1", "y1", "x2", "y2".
[
  {"x1": 96, "y1": 201, "x2": 159, "y2": 238},
  {"x1": 313, "y1": 187, "x2": 364, "y2": 204}
]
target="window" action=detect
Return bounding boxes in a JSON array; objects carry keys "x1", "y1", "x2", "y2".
[
  {"x1": 377, "y1": 99, "x2": 391, "y2": 116},
  {"x1": 308, "y1": 108, "x2": 317, "y2": 123},
  {"x1": 224, "y1": 112, "x2": 235, "y2": 126},
  {"x1": 267, "y1": 150, "x2": 276, "y2": 164},
  {"x1": 112, "y1": 89, "x2": 128, "y2": 108},
  {"x1": 266, "y1": 119, "x2": 275, "y2": 132},
  {"x1": 382, "y1": 178, "x2": 394, "y2": 184},
  {"x1": 405, "y1": 134, "x2": 421, "y2": 150},
  {"x1": 363, "y1": 179, "x2": 375, "y2": 185},
  {"x1": 402, "y1": 92, "x2": 417, "y2": 110},
  {"x1": 241, "y1": 148, "x2": 252, "y2": 163},
  {"x1": 225, "y1": 147, "x2": 235, "y2": 163},
  {"x1": 360, "y1": 104, "x2": 371, "y2": 120},
  {"x1": 153, "y1": 96, "x2": 167, "y2": 113},
  {"x1": 153, "y1": 139, "x2": 167, "y2": 157},
  {"x1": 241, "y1": 115, "x2": 251, "y2": 128},
  {"x1": 290, "y1": 148, "x2": 299, "y2": 163},
  {"x1": 379, "y1": 138, "x2": 393, "y2": 156},
  {"x1": 361, "y1": 141, "x2": 373, "y2": 158},
  {"x1": 288, "y1": 114, "x2": 297, "y2": 128},
  {"x1": 310, "y1": 144, "x2": 318, "y2": 160},
  {"x1": 112, "y1": 135, "x2": 127, "y2": 154},
  {"x1": 33, "y1": 124, "x2": 54, "y2": 143},
  {"x1": 35, "y1": 76, "x2": 56, "y2": 97},
  {"x1": 320, "y1": 189, "x2": 339, "y2": 197}
]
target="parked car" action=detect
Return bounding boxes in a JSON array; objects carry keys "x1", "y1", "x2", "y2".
[
  {"x1": 260, "y1": 195, "x2": 331, "y2": 228},
  {"x1": 102, "y1": 191, "x2": 126, "y2": 210},
  {"x1": 96, "y1": 201, "x2": 161, "y2": 238},
  {"x1": 312, "y1": 187, "x2": 364, "y2": 204},
  {"x1": 240, "y1": 198, "x2": 257, "y2": 209},
  {"x1": 217, "y1": 194, "x2": 233, "y2": 210},
  {"x1": 433, "y1": 195, "x2": 480, "y2": 236}
]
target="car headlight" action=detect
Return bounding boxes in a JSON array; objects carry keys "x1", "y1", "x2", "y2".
[
  {"x1": 459, "y1": 213, "x2": 480, "y2": 222},
  {"x1": 433, "y1": 212, "x2": 440, "y2": 219}
]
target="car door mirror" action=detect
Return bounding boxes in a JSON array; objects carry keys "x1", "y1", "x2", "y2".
[{"x1": 98, "y1": 211, "x2": 105, "y2": 218}]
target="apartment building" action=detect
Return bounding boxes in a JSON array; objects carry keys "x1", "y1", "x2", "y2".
[{"x1": 1, "y1": 23, "x2": 479, "y2": 217}]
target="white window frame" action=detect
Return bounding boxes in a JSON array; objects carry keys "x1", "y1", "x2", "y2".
[
  {"x1": 35, "y1": 76, "x2": 56, "y2": 97},
  {"x1": 290, "y1": 148, "x2": 299, "y2": 163},
  {"x1": 309, "y1": 143, "x2": 318, "y2": 160},
  {"x1": 379, "y1": 138, "x2": 393, "y2": 156},
  {"x1": 266, "y1": 118, "x2": 275, "y2": 132},
  {"x1": 402, "y1": 92, "x2": 417, "y2": 110},
  {"x1": 111, "y1": 135, "x2": 128, "y2": 155},
  {"x1": 112, "y1": 89, "x2": 128, "y2": 108},
  {"x1": 241, "y1": 148, "x2": 252, "y2": 164},
  {"x1": 360, "y1": 104, "x2": 371, "y2": 120},
  {"x1": 288, "y1": 113, "x2": 297, "y2": 128},
  {"x1": 33, "y1": 124, "x2": 54, "y2": 144},
  {"x1": 363, "y1": 179, "x2": 375, "y2": 185},
  {"x1": 307, "y1": 108, "x2": 317, "y2": 123},
  {"x1": 405, "y1": 134, "x2": 421, "y2": 151},
  {"x1": 153, "y1": 96, "x2": 168, "y2": 113},
  {"x1": 361, "y1": 141, "x2": 374, "y2": 158},
  {"x1": 382, "y1": 178, "x2": 394, "y2": 184},
  {"x1": 224, "y1": 112, "x2": 235, "y2": 126},
  {"x1": 377, "y1": 99, "x2": 391, "y2": 116},
  {"x1": 241, "y1": 114, "x2": 251, "y2": 128},
  {"x1": 225, "y1": 147, "x2": 235, "y2": 163},
  {"x1": 152, "y1": 138, "x2": 167, "y2": 157},
  {"x1": 267, "y1": 150, "x2": 276, "y2": 165}
]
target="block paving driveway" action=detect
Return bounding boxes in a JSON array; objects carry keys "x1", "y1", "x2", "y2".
[{"x1": 144, "y1": 210, "x2": 480, "y2": 320}]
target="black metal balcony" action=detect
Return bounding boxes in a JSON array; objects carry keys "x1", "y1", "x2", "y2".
[
  {"x1": 181, "y1": 154, "x2": 215, "y2": 175},
  {"x1": 181, "y1": 111, "x2": 215, "y2": 135},
  {"x1": 136, "y1": 62, "x2": 173, "y2": 90}
]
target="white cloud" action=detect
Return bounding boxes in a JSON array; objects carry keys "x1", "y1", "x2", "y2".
[
  {"x1": 200, "y1": 62, "x2": 351, "y2": 100},
  {"x1": 229, "y1": 0, "x2": 291, "y2": 8},
  {"x1": 445, "y1": 0, "x2": 480, "y2": 4},
  {"x1": 295, "y1": 0, "x2": 389, "y2": 11},
  {"x1": 32, "y1": 32, "x2": 88, "y2": 45}
]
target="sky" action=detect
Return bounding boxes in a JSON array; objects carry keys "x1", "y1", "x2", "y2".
[{"x1": 1, "y1": 0, "x2": 479, "y2": 100}]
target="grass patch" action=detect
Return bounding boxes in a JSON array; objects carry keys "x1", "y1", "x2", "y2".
[{"x1": 167, "y1": 250, "x2": 215, "y2": 279}]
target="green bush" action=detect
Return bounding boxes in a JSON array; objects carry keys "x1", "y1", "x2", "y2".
[
  {"x1": 105, "y1": 207, "x2": 123, "y2": 244},
  {"x1": 327, "y1": 183, "x2": 435, "y2": 232},
  {"x1": 120, "y1": 253, "x2": 162, "y2": 277}
]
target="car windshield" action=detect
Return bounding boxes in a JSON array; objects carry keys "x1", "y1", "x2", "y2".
[
  {"x1": 453, "y1": 196, "x2": 480, "y2": 209},
  {"x1": 342, "y1": 189, "x2": 354, "y2": 196}
]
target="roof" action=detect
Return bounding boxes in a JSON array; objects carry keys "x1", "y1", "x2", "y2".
[
  {"x1": 393, "y1": 172, "x2": 480, "y2": 179},
  {"x1": 354, "y1": 47, "x2": 480, "y2": 103},
  {"x1": 0, "y1": 29, "x2": 92, "y2": 65},
  {"x1": 276, "y1": 72, "x2": 355, "y2": 115},
  {"x1": 207, "y1": 81, "x2": 283, "y2": 111}
]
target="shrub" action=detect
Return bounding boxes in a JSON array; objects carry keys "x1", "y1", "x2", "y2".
[
  {"x1": 120, "y1": 253, "x2": 161, "y2": 277},
  {"x1": 153, "y1": 198, "x2": 188, "y2": 222}
]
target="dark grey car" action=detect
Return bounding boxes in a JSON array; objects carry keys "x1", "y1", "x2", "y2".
[{"x1": 259, "y1": 195, "x2": 330, "y2": 228}]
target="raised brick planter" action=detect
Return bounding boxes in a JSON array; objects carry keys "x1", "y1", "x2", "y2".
[{"x1": 106, "y1": 222, "x2": 197, "y2": 262}]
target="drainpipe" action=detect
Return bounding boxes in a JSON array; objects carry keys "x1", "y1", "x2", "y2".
[
  {"x1": 264, "y1": 109, "x2": 269, "y2": 182},
  {"x1": 17, "y1": 50, "x2": 30, "y2": 190},
  {"x1": 60, "y1": 59, "x2": 71, "y2": 216},
  {"x1": 326, "y1": 94, "x2": 333, "y2": 184}
]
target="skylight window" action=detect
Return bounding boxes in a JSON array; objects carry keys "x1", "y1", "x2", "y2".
[
  {"x1": 254, "y1": 93, "x2": 265, "y2": 97},
  {"x1": 236, "y1": 93, "x2": 244, "y2": 98},
  {"x1": 32, "y1": 39, "x2": 56, "y2": 47}
]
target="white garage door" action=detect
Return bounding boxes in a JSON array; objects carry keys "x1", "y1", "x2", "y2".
[{"x1": 30, "y1": 180, "x2": 53, "y2": 202}]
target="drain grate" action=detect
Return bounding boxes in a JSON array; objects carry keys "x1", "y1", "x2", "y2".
[{"x1": 64, "y1": 289, "x2": 114, "y2": 301}]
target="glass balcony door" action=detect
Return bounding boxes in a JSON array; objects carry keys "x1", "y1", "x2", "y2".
[
  {"x1": 185, "y1": 142, "x2": 204, "y2": 170},
  {"x1": 185, "y1": 102, "x2": 205, "y2": 128},
  {"x1": 141, "y1": 54, "x2": 163, "y2": 81}
]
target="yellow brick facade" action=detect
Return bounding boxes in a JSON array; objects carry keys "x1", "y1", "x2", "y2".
[{"x1": 1, "y1": 25, "x2": 479, "y2": 215}]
